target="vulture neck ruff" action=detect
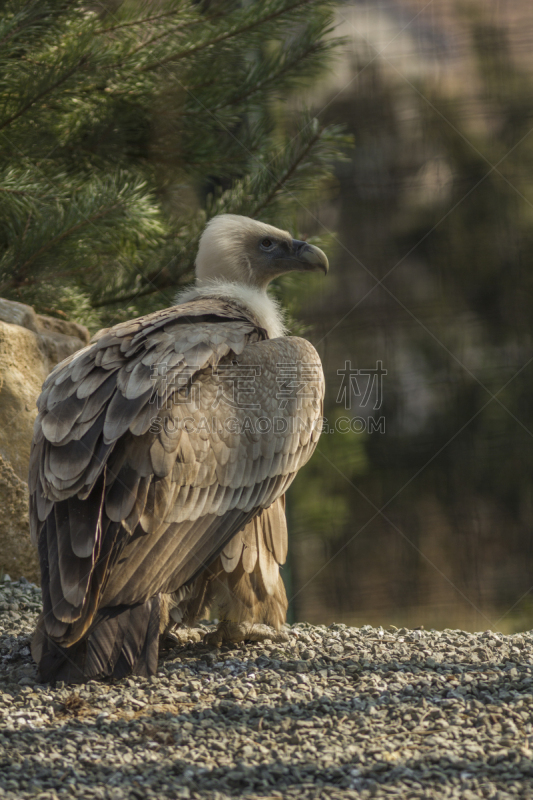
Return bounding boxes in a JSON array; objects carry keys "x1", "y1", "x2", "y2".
[{"x1": 176, "y1": 281, "x2": 287, "y2": 340}]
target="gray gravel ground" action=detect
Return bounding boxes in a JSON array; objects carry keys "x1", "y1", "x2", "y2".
[{"x1": 1, "y1": 578, "x2": 533, "y2": 799}]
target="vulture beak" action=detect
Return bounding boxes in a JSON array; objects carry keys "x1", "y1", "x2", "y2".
[{"x1": 290, "y1": 239, "x2": 329, "y2": 275}]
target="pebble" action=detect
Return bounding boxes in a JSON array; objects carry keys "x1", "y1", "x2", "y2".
[{"x1": 1, "y1": 579, "x2": 533, "y2": 798}]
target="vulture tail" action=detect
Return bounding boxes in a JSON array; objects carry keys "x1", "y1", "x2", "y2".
[{"x1": 35, "y1": 596, "x2": 161, "y2": 684}]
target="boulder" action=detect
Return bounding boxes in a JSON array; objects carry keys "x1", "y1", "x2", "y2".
[
  {"x1": 0, "y1": 298, "x2": 90, "y2": 581},
  {"x1": 0, "y1": 298, "x2": 89, "y2": 481},
  {"x1": 0, "y1": 454, "x2": 39, "y2": 584}
]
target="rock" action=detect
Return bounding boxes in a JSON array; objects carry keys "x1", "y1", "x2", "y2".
[
  {"x1": 0, "y1": 298, "x2": 89, "y2": 481},
  {"x1": 0, "y1": 298, "x2": 89, "y2": 581},
  {"x1": 0, "y1": 455, "x2": 38, "y2": 583},
  {"x1": 34, "y1": 313, "x2": 90, "y2": 348}
]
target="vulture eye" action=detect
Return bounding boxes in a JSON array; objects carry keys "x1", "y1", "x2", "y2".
[{"x1": 260, "y1": 238, "x2": 275, "y2": 251}]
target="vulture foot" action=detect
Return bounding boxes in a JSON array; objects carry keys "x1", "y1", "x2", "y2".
[
  {"x1": 161, "y1": 627, "x2": 204, "y2": 650},
  {"x1": 204, "y1": 620, "x2": 289, "y2": 648}
]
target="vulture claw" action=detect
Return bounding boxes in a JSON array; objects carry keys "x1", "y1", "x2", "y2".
[
  {"x1": 161, "y1": 627, "x2": 204, "y2": 650},
  {"x1": 203, "y1": 620, "x2": 289, "y2": 648}
]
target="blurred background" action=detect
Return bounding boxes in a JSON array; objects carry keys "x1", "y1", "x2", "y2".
[
  {"x1": 3, "y1": 0, "x2": 533, "y2": 633},
  {"x1": 290, "y1": 0, "x2": 533, "y2": 633}
]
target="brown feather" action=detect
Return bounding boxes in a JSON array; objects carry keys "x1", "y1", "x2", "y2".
[
  {"x1": 47, "y1": 415, "x2": 104, "y2": 483},
  {"x1": 77, "y1": 368, "x2": 117, "y2": 400},
  {"x1": 45, "y1": 377, "x2": 78, "y2": 410},
  {"x1": 124, "y1": 475, "x2": 152, "y2": 533},
  {"x1": 103, "y1": 388, "x2": 152, "y2": 443},
  {"x1": 129, "y1": 402, "x2": 158, "y2": 437},
  {"x1": 46, "y1": 511, "x2": 80, "y2": 623},
  {"x1": 69, "y1": 350, "x2": 95, "y2": 383},
  {"x1": 41, "y1": 393, "x2": 88, "y2": 443},
  {"x1": 55, "y1": 502, "x2": 92, "y2": 609},
  {"x1": 256, "y1": 520, "x2": 279, "y2": 596},
  {"x1": 149, "y1": 438, "x2": 176, "y2": 478},
  {"x1": 68, "y1": 478, "x2": 104, "y2": 559},
  {"x1": 241, "y1": 526, "x2": 258, "y2": 574},
  {"x1": 77, "y1": 373, "x2": 116, "y2": 424},
  {"x1": 221, "y1": 534, "x2": 243, "y2": 572},
  {"x1": 105, "y1": 464, "x2": 142, "y2": 523}
]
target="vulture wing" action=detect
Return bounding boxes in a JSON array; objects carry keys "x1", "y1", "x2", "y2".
[{"x1": 30, "y1": 298, "x2": 324, "y2": 681}]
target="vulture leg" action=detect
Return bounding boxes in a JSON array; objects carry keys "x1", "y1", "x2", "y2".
[
  {"x1": 207, "y1": 560, "x2": 289, "y2": 630},
  {"x1": 209, "y1": 498, "x2": 289, "y2": 633},
  {"x1": 202, "y1": 559, "x2": 289, "y2": 647},
  {"x1": 169, "y1": 498, "x2": 290, "y2": 647},
  {"x1": 204, "y1": 620, "x2": 288, "y2": 647}
]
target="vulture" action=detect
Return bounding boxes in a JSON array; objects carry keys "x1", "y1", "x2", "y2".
[{"x1": 30, "y1": 214, "x2": 328, "y2": 683}]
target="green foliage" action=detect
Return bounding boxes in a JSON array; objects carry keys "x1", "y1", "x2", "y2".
[
  {"x1": 0, "y1": 0, "x2": 346, "y2": 329},
  {"x1": 290, "y1": 410, "x2": 368, "y2": 542}
]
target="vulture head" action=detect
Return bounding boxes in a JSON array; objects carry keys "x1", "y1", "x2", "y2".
[{"x1": 195, "y1": 214, "x2": 329, "y2": 290}]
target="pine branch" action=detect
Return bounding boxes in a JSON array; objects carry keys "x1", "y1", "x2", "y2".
[
  {"x1": 179, "y1": 38, "x2": 330, "y2": 116},
  {"x1": 95, "y1": 10, "x2": 186, "y2": 35},
  {"x1": 140, "y1": 0, "x2": 319, "y2": 72},
  {"x1": 0, "y1": 13, "x2": 49, "y2": 48},
  {"x1": 108, "y1": 19, "x2": 199, "y2": 69},
  {"x1": 93, "y1": 281, "x2": 180, "y2": 307},
  {"x1": 251, "y1": 126, "x2": 323, "y2": 217},
  {"x1": 3, "y1": 200, "x2": 122, "y2": 290},
  {"x1": 0, "y1": 55, "x2": 89, "y2": 132},
  {"x1": 0, "y1": 186, "x2": 32, "y2": 196},
  {"x1": 0, "y1": 1, "x2": 77, "y2": 49}
]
